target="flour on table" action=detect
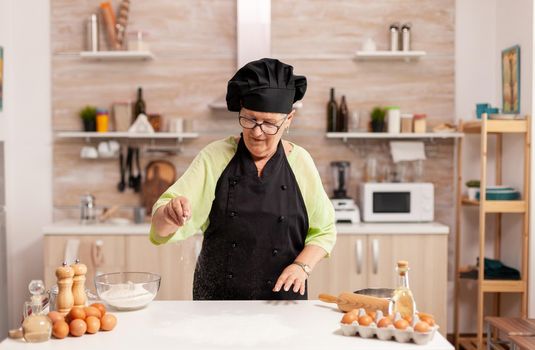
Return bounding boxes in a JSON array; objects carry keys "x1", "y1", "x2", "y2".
[{"x1": 154, "y1": 313, "x2": 297, "y2": 347}]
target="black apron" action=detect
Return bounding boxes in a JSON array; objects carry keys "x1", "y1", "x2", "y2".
[{"x1": 193, "y1": 136, "x2": 309, "y2": 300}]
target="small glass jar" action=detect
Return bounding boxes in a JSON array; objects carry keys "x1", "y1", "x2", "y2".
[
  {"x1": 96, "y1": 108, "x2": 109, "y2": 132},
  {"x1": 389, "y1": 23, "x2": 400, "y2": 51},
  {"x1": 127, "y1": 31, "x2": 150, "y2": 52},
  {"x1": 401, "y1": 113, "x2": 413, "y2": 133},
  {"x1": 413, "y1": 113, "x2": 427, "y2": 133}
]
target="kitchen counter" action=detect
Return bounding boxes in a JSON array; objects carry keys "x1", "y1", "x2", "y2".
[
  {"x1": 42, "y1": 222, "x2": 449, "y2": 235},
  {"x1": 0, "y1": 301, "x2": 453, "y2": 350}
]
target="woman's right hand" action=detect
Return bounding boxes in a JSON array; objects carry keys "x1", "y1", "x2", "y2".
[{"x1": 162, "y1": 196, "x2": 191, "y2": 227}]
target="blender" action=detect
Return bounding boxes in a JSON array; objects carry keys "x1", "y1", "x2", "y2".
[{"x1": 330, "y1": 161, "x2": 360, "y2": 223}]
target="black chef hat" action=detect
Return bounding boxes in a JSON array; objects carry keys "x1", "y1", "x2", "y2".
[{"x1": 226, "y1": 58, "x2": 307, "y2": 114}]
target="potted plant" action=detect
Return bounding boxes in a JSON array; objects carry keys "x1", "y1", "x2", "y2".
[
  {"x1": 79, "y1": 106, "x2": 97, "y2": 132},
  {"x1": 466, "y1": 179, "x2": 480, "y2": 200},
  {"x1": 370, "y1": 107, "x2": 386, "y2": 132}
]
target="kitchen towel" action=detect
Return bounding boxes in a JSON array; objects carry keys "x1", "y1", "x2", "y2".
[{"x1": 389, "y1": 141, "x2": 426, "y2": 163}]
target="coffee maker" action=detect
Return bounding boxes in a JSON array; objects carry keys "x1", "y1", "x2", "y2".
[{"x1": 330, "y1": 161, "x2": 360, "y2": 223}]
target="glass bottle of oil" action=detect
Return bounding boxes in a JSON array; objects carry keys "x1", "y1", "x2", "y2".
[
  {"x1": 22, "y1": 280, "x2": 52, "y2": 343},
  {"x1": 389, "y1": 260, "x2": 416, "y2": 319}
]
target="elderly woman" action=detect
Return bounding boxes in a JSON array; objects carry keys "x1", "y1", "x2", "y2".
[{"x1": 150, "y1": 58, "x2": 336, "y2": 300}]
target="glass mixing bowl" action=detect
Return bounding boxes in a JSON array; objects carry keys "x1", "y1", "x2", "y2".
[{"x1": 95, "y1": 272, "x2": 161, "y2": 311}]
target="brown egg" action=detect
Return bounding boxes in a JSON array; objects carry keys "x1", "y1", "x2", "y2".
[
  {"x1": 358, "y1": 315, "x2": 373, "y2": 326},
  {"x1": 377, "y1": 317, "x2": 393, "y2": 328},
  {"x1": 341, "y1": 311, "x2": 359, "y2": 324},
  {"x1": 367, "y1": 311, "x2": 377, "y2": 320},
  {"x1": 402, "y1": 315, "x2": 413, "y2": 324},
  {"x1": 69, "y1": 319, "x2": 87, "y2": 337},
  {"x1": 84, "y1": 307, "x2": 101, "y2": 319},
  {"x1": 100, "y1": 314, "x2": 117, "y2": 331},
  {"x1": 52, "y1": 320, "x2": 69, "y2": 339},
  {"x1": 417, "y1": 312, "x2": 435, "y2": 319},
  {"x1": 420, "y1": 316, "x2": 436, "y2": 327},
  {"x1": 414, "y1": 321, "x2": 431, "y2": 333},
  {"x1": 68, "y1": 307, "x2": 86, "y2": 321},
  {"x1": 47, "y1": 311, "x2": 64, "y2": 324},
  {"x1": 85, "y1": 316, "x2": 101, "y2": 334},
  {"x1": 90, "y1": 303, "x2": 106, "y2": 318},
  {"x1": 394, "y1": 319, "x2": 409, "y2": 330}
]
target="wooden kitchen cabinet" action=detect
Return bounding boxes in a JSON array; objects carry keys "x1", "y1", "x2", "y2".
[
  {"x1": 125, "y1": 234, "x2": 202, "y2": 300},
  {"x1": 308, "y1": 233, "x2": 447, "y2": 335},
  {"x1": 43, "y1": 234, "x2": 203, "y2": 300},
  {"x1": 43, "y1": 235, "x2": 126, "y2": 293},
  {"x1": 308, "y1": 235, "x2": 367, "y2": 297}
]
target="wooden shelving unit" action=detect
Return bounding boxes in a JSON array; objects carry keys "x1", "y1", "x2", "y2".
[{"x1": 454, "y1": 114, "x2": 531, "y2": 350}]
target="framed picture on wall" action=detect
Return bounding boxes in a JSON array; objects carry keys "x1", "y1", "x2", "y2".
[
  {"x1": 502, "y1": 45, "x2": 520, "y2": 114},
  {"x1": 0, "y1": 47, "x2": 3, "y2": 111}
]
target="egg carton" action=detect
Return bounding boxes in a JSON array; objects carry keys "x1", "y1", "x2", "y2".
[{"x1": 339, "y1": 309, "x2": 439, "y2": 346}]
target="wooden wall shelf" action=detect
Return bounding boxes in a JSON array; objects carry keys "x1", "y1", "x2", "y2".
[
  {"x1": 55, "y1": 131, "x2": 198, "y2": 142},
  {"x1": 354, "y1": 50, "x2": 426, "y2": 61},
  {"x1": 79, "y1": 51, "x2": 155, "y2": 61}
]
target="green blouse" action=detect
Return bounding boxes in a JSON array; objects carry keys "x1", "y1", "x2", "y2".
[{"x1": 149, "y1": 136, "x2": 337, "y2": 255}]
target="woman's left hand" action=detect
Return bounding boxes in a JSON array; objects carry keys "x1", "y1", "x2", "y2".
[{"x1": 273, "y1": 263, "x2": 308, "y2": 295}]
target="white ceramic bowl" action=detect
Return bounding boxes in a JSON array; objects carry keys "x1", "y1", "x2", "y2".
[{"x1": 95, "y1": 272, "x2": 160, "y2": 311}]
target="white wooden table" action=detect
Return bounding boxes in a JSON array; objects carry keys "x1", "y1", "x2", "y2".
[{"x1": 1, "y1": 301, "x2": 454, "y2": 350}]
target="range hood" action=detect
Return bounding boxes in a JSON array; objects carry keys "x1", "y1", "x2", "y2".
[{"x1": 209, "y1": 0, "x2": 302, "y2": 111}]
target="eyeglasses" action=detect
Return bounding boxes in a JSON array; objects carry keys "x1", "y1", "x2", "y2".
[{"x1": 238, "y1": 114, "x2": 288, "y2": 135}]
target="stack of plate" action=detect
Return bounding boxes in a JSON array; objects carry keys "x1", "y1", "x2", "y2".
[{"x1": 476, "y1": 186, "x2": 520, "y2": 200}]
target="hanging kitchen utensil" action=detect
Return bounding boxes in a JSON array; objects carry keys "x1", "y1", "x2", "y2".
[
  {"x1": 126, "y1": 147, "x2": 135, "y2": 189},
  {"x1": 133, "y1": 147, "x2": 142, "y2": 193},
  {"x1": 117, "y1": 147, "x2": 126, "y2": 192},
  {"x1": 141, "y1": 160, "x2": 177, "y2": 215}
]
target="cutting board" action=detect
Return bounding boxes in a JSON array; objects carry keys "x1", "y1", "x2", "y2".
[{"x1": 142, "y1": 160, "x2": 177, "y2": 215}]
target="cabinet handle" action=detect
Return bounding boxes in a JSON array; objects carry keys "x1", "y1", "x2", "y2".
[
  {"x1": 91, "y1": 240, "x2": 104, "y2": 276},
  {"x1": 372, "y1": 239, "x2": 379, "y2": 275},
  {"x1": 355, "y1": 239, "x2": 363, "y2": 275}
]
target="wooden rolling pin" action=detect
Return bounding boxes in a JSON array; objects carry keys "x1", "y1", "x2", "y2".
[{"x1": 318, "y1": 292, "x2": 389, "y2": 314}]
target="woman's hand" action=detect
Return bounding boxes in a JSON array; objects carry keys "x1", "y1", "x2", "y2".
[
  {"x1": 163, "y1": 196, "x2": 191, "y2": 227},
  {"x1": 273, "y1": 263, "x2": 308, "y2": 296}
]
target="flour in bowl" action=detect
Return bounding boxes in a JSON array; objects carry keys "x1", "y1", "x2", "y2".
[{"x1": 99, "y1": 281, "x2": 155, "y2": 309}]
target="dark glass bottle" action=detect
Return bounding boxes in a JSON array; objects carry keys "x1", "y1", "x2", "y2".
[
  {"x1": 327, "y1": 88, "x2": 338, "y2": 132},
  {"x1": 133, "y1": 87, "x2": 146, "y2": 123},
  {"x1": 338, "y1": 95, "x2": 349, "y2": 132}
]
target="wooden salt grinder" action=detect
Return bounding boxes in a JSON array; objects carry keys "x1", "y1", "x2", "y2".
[
  {"x1": 71, "y1": 259, "x2": 88, "y2": 307},
  {"x1": 55, "y1": 262, "x2": 74, "y2": 316}
]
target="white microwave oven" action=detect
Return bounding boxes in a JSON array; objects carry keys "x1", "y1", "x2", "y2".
[{"x1": 359, "y1": 182, "x2": 434, "y2": 222}]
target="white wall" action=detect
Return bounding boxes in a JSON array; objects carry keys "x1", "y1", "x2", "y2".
[
  {"x1": 495, "y1": 0, "x2": 533, "y2": 320},
  {"x1": 454, "y1": 0, "x2": 498, "y2": 334},
  {"x1": 2, "y1": 0, "x2": 53, "y2": 328},
  {"x1": 455, "y1": 0, "x2": 534, "y2": 333}
]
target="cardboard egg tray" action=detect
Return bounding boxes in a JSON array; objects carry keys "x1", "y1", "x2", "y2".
[{"x1": 339, "y1": 309, "x2": 439, "y2": 346}]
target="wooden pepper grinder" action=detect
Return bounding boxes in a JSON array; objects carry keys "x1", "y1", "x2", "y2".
[
  {"x1": 71, "y1": 259, "x2": 88, "y2": 307},
  {"x1": 55, "y1": 262, "x2": 74, "y2": 316}
]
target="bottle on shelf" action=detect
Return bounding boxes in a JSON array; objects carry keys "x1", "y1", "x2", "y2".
[
  {"x1": 327, "y1": 88, "x2": 338, "y2": 132},
  {"x1": 133, "y1": 87, "x2": 146, "y2": 124},
  {"x1": 389, "y1": 260, "x2": 416, "y2": 319},
  {"x1": 338, "y1": 95, "x2": 349, "y2": 132}
]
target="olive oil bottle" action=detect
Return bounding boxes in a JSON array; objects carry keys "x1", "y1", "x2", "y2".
[{"x1": 389, "y1": 260, "x2": 416, "y2": 319}]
